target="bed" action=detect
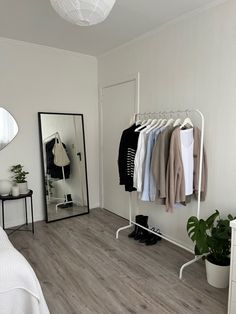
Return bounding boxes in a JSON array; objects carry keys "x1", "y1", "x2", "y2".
[{"x1": 0, "y1": 226, "x2": 50, "y2": 314}]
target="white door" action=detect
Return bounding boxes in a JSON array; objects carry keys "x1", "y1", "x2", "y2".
[{"x1": 101, "y1": 80, "x2": 137, "y2": 219}]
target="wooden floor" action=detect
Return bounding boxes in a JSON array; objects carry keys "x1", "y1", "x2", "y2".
[{"x1": 11, "y1": 208, "x2": 228, "y2": 314}]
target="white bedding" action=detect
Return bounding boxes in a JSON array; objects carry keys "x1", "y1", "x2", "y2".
[{"x1": 0, "y1": 227, "x2": 50, "y2": 314}]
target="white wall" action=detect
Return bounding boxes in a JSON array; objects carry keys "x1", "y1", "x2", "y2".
[
  {"x1": 0, "y1": 38, "x2": 99, "y2": 227},
  {"x1": 98, "y1": 0, "x2": 236, "y2": 248}
]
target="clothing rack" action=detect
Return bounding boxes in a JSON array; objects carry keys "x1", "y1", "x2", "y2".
[
  {"x1": 116, "y1": 109, "x2": 205, "y2": 279},
  {"x1": 43, "y1": 132, "x2": 72, "y2": 210}
]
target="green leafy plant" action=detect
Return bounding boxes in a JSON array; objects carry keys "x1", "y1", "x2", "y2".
[
  {"x1": 10, "y1": 164, "x2": 29, "y2": 183},
  {"x1": 187, "y1": 210, "x2": 235, "y2": 266}
]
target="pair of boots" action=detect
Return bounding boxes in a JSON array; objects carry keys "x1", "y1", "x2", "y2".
[
  {"x1": 128, "y1": 215, "x2": 148, "y2": 241},
  {"x1": 128, "y1": 215, "x2": 162, "y2": 245}
]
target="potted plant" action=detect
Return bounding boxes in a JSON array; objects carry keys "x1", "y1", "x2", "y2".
[
  {"x1": 187, "y1": 210, "x2": 235, "y2": 288},
  {"x1": 10, "y1": 164, "x2": 29, "y2": 194}
]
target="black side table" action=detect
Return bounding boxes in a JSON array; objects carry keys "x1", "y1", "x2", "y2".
[{"x1": 0, "y1": 189, "x2": 34, "y2": 235}]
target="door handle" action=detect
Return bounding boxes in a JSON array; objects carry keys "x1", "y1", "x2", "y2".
[{"x1": 77, "y1": 152, "x2": 82, "y2": 161}]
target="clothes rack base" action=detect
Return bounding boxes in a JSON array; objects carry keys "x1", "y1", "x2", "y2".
[{"x1": 116, "y1": 108, "x2": 205, "y2": 279}]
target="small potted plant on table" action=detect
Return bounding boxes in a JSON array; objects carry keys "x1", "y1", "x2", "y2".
[
  {"x1": 10, "y1": 164, "x2": 29, "y2": 195},
  {"x1": 187, "y1": 210, "x2": 235, "y2": 288}
]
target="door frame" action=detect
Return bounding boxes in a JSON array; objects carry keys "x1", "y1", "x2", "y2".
[{"x1": 99, "y1": 73, "x2": 140, "y2": 209}]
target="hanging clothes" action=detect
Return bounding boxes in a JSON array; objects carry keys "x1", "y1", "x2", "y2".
[
  {"x1": 180, "y1": 128, "x2": 194, "y2": 196},
  {"x1": 133, "y1": 128, "x2": 148, "y2": 192},
  {"x1": 118, "y1": 118, "x2": 207, "y2": 213},
  {"x1": 165, "y1": 127, "x2": 207, "y2": 212},
  {"x1": 118, "y1": 124, "x2": 140, "y2": 192},
  {"x1": 192, "y1": 127, "x2": 208, "y2": 201},
  {"x1": 46, "y1": 139, "x2": 70, "y2": 179},
  {"x1": 53, "y1": 138, "x2": 70, "y2": 167},
  {"x1": 141, "y1": 127, "x2": 164, "y2": 201},
  {"x1": 151, "y1": 126, "x2": 175, "y2": 201}
]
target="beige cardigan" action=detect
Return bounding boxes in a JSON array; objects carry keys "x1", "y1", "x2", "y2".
[
  {"x1": 151, "y1": 126, "x2": 173, "y2": 200},
  {"x1": 165, "y1": 127, "x2": 207, "y2": 212}
]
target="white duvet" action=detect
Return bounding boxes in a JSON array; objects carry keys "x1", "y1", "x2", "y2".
[{"x1": 0, "y1": 227, "x2": 50, "y2": 314}]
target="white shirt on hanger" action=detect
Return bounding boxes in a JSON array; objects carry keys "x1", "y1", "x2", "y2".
[
  {"x1": 180, "y1": 128, "x2": 194, "y2": 196},
  {"x1": 133, "y1": 129, "x2": 148, "y2": 192}
]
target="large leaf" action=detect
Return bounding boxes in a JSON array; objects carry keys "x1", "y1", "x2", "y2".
[
  {"x1": 205, "y1": 210, "x2": 219, "y2": 229},
  {"x1": 187, "y1": 216, "x2": 199, "y2": 241},
  {"x1": 187, "y1": 217, "x2": 209, "y2": 255}
]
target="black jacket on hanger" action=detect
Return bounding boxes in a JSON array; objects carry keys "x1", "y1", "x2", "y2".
[
  {"x1": 46, "y1": 139, "x2": 70, "y2": 179},
  {"x1": 118, "y1": 124, "x2": 140, "y2": 192}
]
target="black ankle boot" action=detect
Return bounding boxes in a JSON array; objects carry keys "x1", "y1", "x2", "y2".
[
  {"x1": 145, "y1": 234, "x2": 159, "y2": 246},
  {"x1": 139, "y1": 227, "x2": 155, "y2": 243},
  {"x1": 139, "y1": 230, "x2": 150, "y2": 243},
  {"x1": 134, "y1": 215, "x2": 149, "y2": 240},
  {"x1": 145, "y1": 229, "x2": 162, "y2": 246},
  {"x1": 128, "y1": 215, "x2": 143, "y2": 238}
]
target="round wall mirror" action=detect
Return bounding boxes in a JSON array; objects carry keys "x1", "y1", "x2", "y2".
[{"x1": 0, "y1": 107, "x2": 18, "y2": 151}]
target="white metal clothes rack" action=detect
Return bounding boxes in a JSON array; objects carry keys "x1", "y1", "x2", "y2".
[{"x1": 116, "y1": 109, "x2": 205, "y2": 279}]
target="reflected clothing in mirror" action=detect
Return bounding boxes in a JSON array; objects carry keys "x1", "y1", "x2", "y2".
[
  {"x1": 46, "y1": 139, "x2": 70, "y2": 179},
  {"x1": 38, "y1": 112, "x2": 89, "y2": 223},
  {"x1": 0, "y1": 107, "x2": 18, "y2": 151}
]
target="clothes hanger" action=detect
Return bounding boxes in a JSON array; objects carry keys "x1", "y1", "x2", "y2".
[
  {"x1": 145, "y1": 118, "x2": 163, "y2": 134},
  {"x1": 180, "y1": 117, "x2": 193, "y2": 128},
  {"x1": 135, "y1": 113, "x2": 142, "y2": 125},
  {"x1": 173, "y1": 118, "x2": 182, "y2": 127},
  {"x1": 180, "y1": 111, "x2": 193, "y2": 129},
  {"x1": 129, "y1": 114, "x2": 136, "y2": 126},
  {"x1": 139, "y1": 112, "x2": 148, "y2": 125},
  {"x1": 163, "y1": 112, "x2": 175, "y2": 127},
  {"x1": 146, "y1": 118, "x2": 157, "y2": 128},
  {"x1": 158, "y1": 118, "x2": 167, "y2": 128},
  {"x1": 134, "y1": 113, "x2": 147, "y2": 130},
  {"x1": 142, "y1": 118, "x2": 158, "y2": 133},
  {"x1": 146, "y1": 110, "x2": 172, "y2": 134},
  {"x1": 145, "y1": 110, "x2": 166, "y2": 134},
  {"x1": 146, "y1": 121, "x2": 160, "y2": 134},
  {"x1": 164, "y1": 118, "x2": 174, "y2": 127},
  {"x1": 135, "y1": 118, "x2": 152, "y2": 131},
  {"x1": 152, "y1": 111, "x2": 167, "y2": 129}
]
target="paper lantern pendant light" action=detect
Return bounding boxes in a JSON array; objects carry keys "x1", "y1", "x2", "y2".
[{"x1": 50, "y1": 0, "x2": 116, "y2": 26}]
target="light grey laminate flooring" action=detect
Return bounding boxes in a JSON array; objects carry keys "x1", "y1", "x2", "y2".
[{"x1": 11, "y1": 208, "x2": 228, "y2": 314}]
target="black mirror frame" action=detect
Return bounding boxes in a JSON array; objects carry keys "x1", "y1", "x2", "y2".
[{"x1": 38, "y1": 112, "x2": 90, "y2": 223}]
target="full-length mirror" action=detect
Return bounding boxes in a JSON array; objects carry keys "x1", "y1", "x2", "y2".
[
  {"x1": 38, "y1": 112, "x2": 89, "y2": 222},
  {"x1": 0, "y1": 107, "x2": 18, "y2": 151}
]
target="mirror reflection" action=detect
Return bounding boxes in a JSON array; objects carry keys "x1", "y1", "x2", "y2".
[
  {"x1": 38, "y1": 113, "x2": 89, "y2": 222},
  {"x1": 0, "y1": 107, "x2": 18, "y2": 151}
]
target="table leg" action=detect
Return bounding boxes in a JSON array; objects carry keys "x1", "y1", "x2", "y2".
[
  {"x1": 25, "y1": 198, "x2": 28, "y2": 225},
  {"x1": 30, "y1": 196, "x2": 34, "y2": 234},
  {"x1": 2, "y1": 201, "x2": 5, "y2": 230}
]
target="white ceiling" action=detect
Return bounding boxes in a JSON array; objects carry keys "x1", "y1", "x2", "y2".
[{"x1": 0, "y1": 0, "x2": 220, "y2": 56}]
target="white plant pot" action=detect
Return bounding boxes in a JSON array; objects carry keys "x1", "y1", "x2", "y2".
[
  {"x1": 205, "y1": 259, "x2": 230, "y2": 288},
  {"x1": 11, "y1": 185, "x2": 20, "y2": 197},
  {"x1": 0, "y1": 180, "x2": 12, "y2": 196},
  {"x1": 18, "y1": 182, "x2": 29, "y2": 194}
]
